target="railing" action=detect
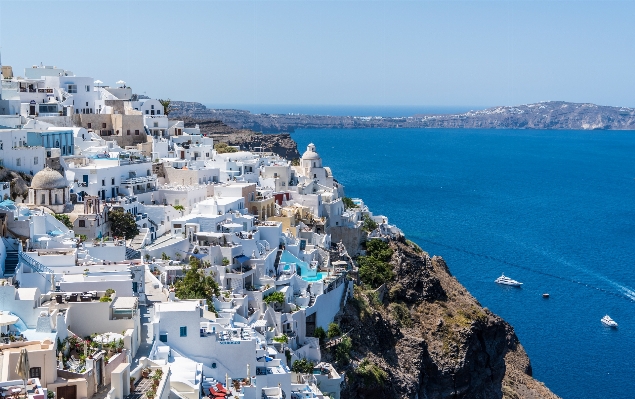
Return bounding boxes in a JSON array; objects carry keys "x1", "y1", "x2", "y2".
[{"x1": 19, "y1": 252, "x2": 55, "y2": 275}]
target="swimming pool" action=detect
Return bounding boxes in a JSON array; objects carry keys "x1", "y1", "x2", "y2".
[{"x1": 301, "y1": 272, "x2": 326, "y2": 282}]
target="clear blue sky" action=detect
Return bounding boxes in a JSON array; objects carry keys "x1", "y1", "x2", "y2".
[{"x1": 1, "y1": 0, "x2": 633, "y2": 108}]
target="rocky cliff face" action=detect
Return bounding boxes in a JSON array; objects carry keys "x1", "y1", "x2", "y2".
[
  {"x1": 335, "y1": 239, "x2": 558, "y2": 399},
  {"x1": 179, "y1": 117, "x2": 300, "y2": 160},
  {"x1": 170, "y1": 100, "x2": 635, "y2": 132}
]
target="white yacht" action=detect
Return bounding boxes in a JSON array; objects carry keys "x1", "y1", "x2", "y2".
[
  {"x1": 495, "y1": 273, "x2": 523, "y2": 287},
  {"x1": 601, "y1": 315, "x2": 618, "y2": 328}
]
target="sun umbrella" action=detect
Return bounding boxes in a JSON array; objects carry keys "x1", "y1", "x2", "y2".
[
  {"x1": 16, "y1": 348, "x2": 29, "y2": 390},
  {"x1": 0, "y1": 311, "x2": 19, "y2": 327}
]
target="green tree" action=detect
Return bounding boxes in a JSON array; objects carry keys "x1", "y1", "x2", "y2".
[
  {"x1": 365, "y1": 239, "x2": 393, "y2": 262},
  {"x1": 158, "y1": 99, "x2": 172, "y2": 116},
  {"x1": 291, "y1": 358, "x2": 315, "y2": 374},
  {"x1": 362, "y1": 215, "x2": 378, "y2": 232},
  {"x1": 358, "y1": 256, "x2": 394, "y2": 288},
  {"x1": 54, "y1": 214, "x2": 73, "y2": 229},
  {"x1": 342, "y1": 197, "x2": 358, "y2": 210},
  {"x1": 173, "y1": 204, "x2": 184, "y2": 211},
  {"x1": 327, "y1": 322, "x2": 341, "y2": 339},
  {"x1": 174, "y1": 257, "x2": 220, "y2": 306},
  {"x1": 290, "y1": 158, "x2": 300, "y2": 166},
  {"x1": 108, "y1": 210, "x2": 139, "y2": 239}
]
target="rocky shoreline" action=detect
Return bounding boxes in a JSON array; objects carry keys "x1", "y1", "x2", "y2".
[{"x1": 170, "y1": 100, "x2": 635, "y2": 133}]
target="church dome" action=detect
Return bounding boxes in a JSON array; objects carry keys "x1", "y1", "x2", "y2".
[
  {"x1": 301, "y1": 143, "x2": 320, "y2": 160},
  {"x1": 31, "y1": 167, "x2": 69, "y2": 190}
]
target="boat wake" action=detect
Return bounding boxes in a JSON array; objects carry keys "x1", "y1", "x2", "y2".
[{"x1": 415, "y1": 237, "x2": 635, "y2": 303}]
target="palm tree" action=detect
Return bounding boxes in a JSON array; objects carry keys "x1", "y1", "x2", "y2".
[{"x1": 158, "y1": 99, "x2": 172, "y2": 116}]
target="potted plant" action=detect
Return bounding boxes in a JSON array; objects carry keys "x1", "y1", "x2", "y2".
[
  {"x1": 152, "y1": 373, "x2": 161, "y2": 387},
  {"x1": 117, "y1": 338, "x2": 124, "y2": 353},
  {"x1": 142, "y1": 367, "x2": 151, "y2": 378},
  {"x1": 146, "y1": 389, "x2": 156, "y2": 399},
  {"x1": 130, "y1": 377, "x2": 135, "y2": 387}
]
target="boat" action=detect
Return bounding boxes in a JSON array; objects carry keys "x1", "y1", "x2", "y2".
[
  {"x1": 494, "y1": 273, "x2": 522, "y2": 287},
  {"x1": 543, "y1": 293, "x2": 550, "y2": 298},
  {"x1": 601, "y1": 315, "x2": 618, "y2": 328}
]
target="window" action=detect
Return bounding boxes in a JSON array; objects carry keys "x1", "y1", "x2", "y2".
[
  {"x1": 34, "y1": 157, "x2": 38, "y2": 165},
  {"x1": 0, "y1": 141, "x2": 3, "y2": 150},
  {"x1": 86, "y1": 102, "x2": 89, "y2": 107},
  {"x1": 127, "y1": 130, "x2": 131, "y2": 135},
  {"x1": 85, "y1": 85, "x2": 90, "y2": 92},
  {"x1": 87, "y1": 123, "x2": 92, "y2": 129},
  {"x1": 135, "y1": 130, "x2": 140, "y2": 135},
  {"x1": 153, "y1": 122, "x2": 158, "y2": 128},
  {"x1": 79, "y1": 220, "x2": 86, "y2": 227},
  {"x1": 29, "y1": 367, "x2": 41, "y2": 379},
  {"x1": 180, "y1": 326, "x2": 187, "y2": 337},
  {"x1": 102, "y1": 179, "x2": 105, "y2": 186},
  {"x1": 102, "y1": 123, "x2": 107, "y2": 128},
  {"x1": 159, "y1": 333, "x2": 167, "y2": 343},
  {"x1": 67, "y1": 84, "x2": 77, "y2": 93},
  {"x1": 16, "y1": 158, "x2": 20, "y2": 166},
  {"x1": 145, "y1": 110, "x2": 149, "y2": 115},
  {"x1": 41, "y1": 194, "x2": 45, "y2": 204},
  {"x1": 151, "y1": 105, "x2": 155, "y2": 110},
  {"x1": 157, "y1": 110, "x2": 161, "y2": 115},
  {"x1": 112, "y1": 178, "x2": 115, "y2": 185}
]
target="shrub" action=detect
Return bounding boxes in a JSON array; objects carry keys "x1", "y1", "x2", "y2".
[
  {"x1": 356, "y1": 359, "x2": 387, "y2": 386},
  {"x1": 327, "y1": 322, "x2": 341, "y2": 339},
  {"x1": 54, "y1": 214, "x2": 73, "y2": 229},
  {"x1": 365, "y1": 240, "x2": 393, "y2": 262},
  {"x1": 214, "y1": 142, "x2": 238, "y2": 154},
  {"x1": 108, "y1": 209, "x2": 139, "y2": 239},
  {"x1": 342, "y1": 197, "x2": 358, "y2": 210},
  {"x1": 273, "y1": 334, "x2": 288, "y2": 343},
  {"x1": 99, "y1": 296, "x2": 112, "y2": 302},
  {"x1": 173, "y1": 204, "x2": 184, "y2": 211},
  {"x1": 264, "y1": 291, "x2": 285, "y2": 305},
  {"x1": 313, "y1": 326, "x2": 326, "y2": 344},
  {"x1": 389, "y1": 302, "x2": 412, "y2": 327},
  {"x1": 335, "y1": 336, "x2": 352, "y2": 365},
  {"x1": 291, "y1": 358, "x2": 314, "y2": 374},
  {"x1": 105, "y1": 288, "x2": 115, "y2": 297}
]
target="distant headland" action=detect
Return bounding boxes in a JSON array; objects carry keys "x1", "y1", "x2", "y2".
[{"x1": 169, "y1": 101, "x2": 635, "y2": 133}]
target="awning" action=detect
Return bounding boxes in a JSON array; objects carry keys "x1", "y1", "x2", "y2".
[
  {"x1": 0, "y1": 312, "x2": 19, "y2": 327},
  {"x1": 235, "y1": 255, "x2": 250, "y2": 264},
  {"x1": 185, "y1": 252, "x2": 207, "y2": 260}
]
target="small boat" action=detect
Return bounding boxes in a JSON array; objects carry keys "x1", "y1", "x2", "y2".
[
  {"x1": 495, "y1": 273, "x2": 522, "y2": 287},
  {"x1": 542, "y1": 293, "x2": 550, "y2": 298},
  {"x1": 601, "y1": 315, "x2": 618, "y2": 328}
]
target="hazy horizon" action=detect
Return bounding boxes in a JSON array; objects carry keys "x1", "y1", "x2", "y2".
[{"x1": 2, "y1": 1, "x2": 634, "y2": 108}]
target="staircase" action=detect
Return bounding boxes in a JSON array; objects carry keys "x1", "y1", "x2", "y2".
[
  {"x1": 3, "y1": 249, "x2": 19, "y2": 276},
  {"x1": 273, "y1": 249, "x2": 282, "y2": 273},
  {"x1": 126, "y1": 246, "x2": 142, "y2": 260}
]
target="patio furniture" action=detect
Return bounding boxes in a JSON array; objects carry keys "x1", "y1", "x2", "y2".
[
  {"x1": 215, "y1": 383, "x2": 228, "y2": 395},
  {"x1": 208, "y1": 387, "x2": 225, "y2": 397},
  {"x1": 55, "y1": 295, "x2": 63, "y2": 304}
]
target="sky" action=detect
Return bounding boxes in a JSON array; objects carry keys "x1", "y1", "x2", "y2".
[{"x1": 1, "y1": 0, "x2": 634, "y2": 109}]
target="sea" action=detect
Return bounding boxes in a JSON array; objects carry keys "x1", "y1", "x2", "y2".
[
  {"x1": 205, "y1": 104, "x2": 478, "y2": 117},
  {"x1": 291, "y1": 127, "x2": 635, "y2": 399}
]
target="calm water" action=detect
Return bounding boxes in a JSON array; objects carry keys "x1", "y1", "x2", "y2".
[
  {"x1": 292, "y1": 128, "x2": 635, "y2": 399},
  {"x1": 205, "y1": 104, "x2": 478, "y2": 117}
]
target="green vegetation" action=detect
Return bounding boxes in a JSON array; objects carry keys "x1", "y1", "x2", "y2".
[
  {"x1": 105, "y1": 288, "x2": 115, "y2": 297},
  {"x1": 214, "y1": 142, "x2": 238, "y2": 154},
  {"x1": 222, "y1": 257, "x2": 230, "y2": 266},
  {"x1": 361, "y1": 214, "x2": 378, "y2": 232},
  {"x1": 291, "y1": 358, "x2": 314, "y2": 374},
  {"x1": 161, "y1": 252, "x2": 170, "y2": 260},
  {"x1": 174, "y1": 257, "x2": 220, "y2": 306},
  {"x1": 356, "y1": 359, "x2": 387, "y2": 386},
  {"x1": 358, "y1": 240, "x2": 394, "y2": 288},
  {"x1": 327, "y1": 322, "x2": 341, "y2": 339},
  {"x1": 108, "y1": 209, "x2": 140, "y2": 239},
  {"x1": 54, "y1": 214, "x2": 73, "y2": 229},
  {"x1": 99, "y1": 296, "x2": 112, "y2": 302},
  {"x1": 313, "y1": 326, "x2": 326, "y2": 344},
  {"x1": 342, "y1": 197, "x2": 358, "y2": 210},
  {"x1": 389, "y1": 302, "x2": 412, "y2": 327},
  {"x1": 290, "y1": 158, "x2": 300, "y2": 166},
  {"x1": 173, "y1": 204, "x2": 184, "y2": 211},
  {"x1": 273, "y1": 334, "x2": 289, "y2": 343},
  {"x1": 264, "y1": 291, "x2": 285, "y2": 306},
  {"x1": 406, "y1": 239, "x2": 422, "y2": 253},
  {"x1": 158, "y1": 98, "x2": 172, "y2": 116},
  {"x1": 335, "y1": 336, "x2": 352, "y2": 365}
]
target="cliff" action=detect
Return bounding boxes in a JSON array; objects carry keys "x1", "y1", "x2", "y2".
[
  {"x1": 333, "y1": 238, "x2": 559, "y2": 399},
  {"x1": 170, "y1": 101, "x2": 635, "y2": 132},
  {"x1": 180, "y1": 117, "x2": 300, "y2": 160}
]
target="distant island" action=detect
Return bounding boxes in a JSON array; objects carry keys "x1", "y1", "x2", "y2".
[{"x1": 169, "y1": 101, "x2": 635, "y2": 133}]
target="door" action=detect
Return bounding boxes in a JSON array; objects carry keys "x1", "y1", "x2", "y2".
[
  {"x1": 57, "y1": 385, "x2": 77, "y2": 399},
  {"x1": 95, "y1": 358, "x2": 103, "y2": 387}
]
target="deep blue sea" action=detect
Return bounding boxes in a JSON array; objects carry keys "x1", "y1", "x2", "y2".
[{"x1": 292, "y1": 128, "x2": 635, "y2": 399}]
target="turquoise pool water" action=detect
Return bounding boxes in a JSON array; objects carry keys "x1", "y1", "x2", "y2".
[{"x1": 301, "y1": 272, "x2": 326, "y2": 282}]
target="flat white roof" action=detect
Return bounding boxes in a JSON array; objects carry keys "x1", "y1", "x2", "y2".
[
  {"x1": 156, "y1": 301, "x2": 199, "y2": 312},
  {"x1": 112, "y1": 296, "x2": 138, "y2": 309}
]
